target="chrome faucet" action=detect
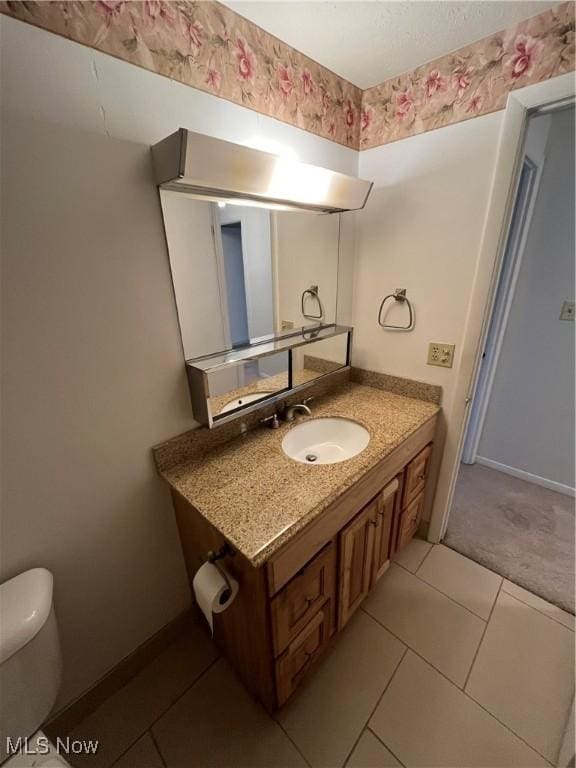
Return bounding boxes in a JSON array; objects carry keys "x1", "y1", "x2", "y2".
[{"x1": 283, "y1": 398, "x2": 313, "y2": 422}]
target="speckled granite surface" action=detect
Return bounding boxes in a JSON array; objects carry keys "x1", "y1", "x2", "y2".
[
  {"x1": 157, "y1": 382, "x2": 439, "y2": 566},
  {"x1": 350, "y1": 368, "x2": 442, "y2": 405}
]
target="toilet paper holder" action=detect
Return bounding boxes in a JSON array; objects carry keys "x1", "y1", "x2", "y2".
[{"x1": 206, "y1": 544, "x2": 235, "y2": 603}]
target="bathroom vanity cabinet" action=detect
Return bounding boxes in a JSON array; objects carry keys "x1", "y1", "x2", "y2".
[{"x1": 171, "y1": 414, "x2": 436, "y2": 711}]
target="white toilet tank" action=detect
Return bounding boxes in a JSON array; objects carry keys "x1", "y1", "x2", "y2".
[{"x1": 0, "y1": 569, "x2": 62, "y2": 763}]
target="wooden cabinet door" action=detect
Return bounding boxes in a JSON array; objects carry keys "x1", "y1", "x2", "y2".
[
  {"x1": 397, "y1": 491, "x2": 425, "y2": 552},
  {"x1": 338, "y1": 498, "x2": 377, "y2": 629},
  {"x1": 372, "y1": 478, "x2": 400, "y2": 584}
]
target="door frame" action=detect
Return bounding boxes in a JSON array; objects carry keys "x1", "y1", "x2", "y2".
[
  {"x1": 428, "y1": 72, "x2": 576, "y2": 543},
  {"x1": 461, "y1": 154, "x2": 540, "y2": 464}
]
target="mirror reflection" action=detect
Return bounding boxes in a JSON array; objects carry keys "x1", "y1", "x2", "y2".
[
  {"x1": 293, "y1": 334, "x2": 349, "y2": 385},
  {"x1": 160, "y1": 192, "x2": 340, "y2": 361},
  {"x1": 207, "y1": 352, "x2": 290, "y2": 418}
]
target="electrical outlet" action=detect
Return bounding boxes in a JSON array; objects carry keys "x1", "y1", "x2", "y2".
[
  {"x1": 560, "y1": 301, "x2": 575, "y2": 321},
  {"x1": 427, "y1": 342, "x2": 455, "y2": 368}
]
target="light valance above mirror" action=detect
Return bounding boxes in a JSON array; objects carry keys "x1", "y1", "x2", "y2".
[{"x1": 151, "y1": 129, "x2": 373, "y2": 213}]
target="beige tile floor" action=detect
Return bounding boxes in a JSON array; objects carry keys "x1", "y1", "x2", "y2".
[{"x1": 68, "y1": 542, "x2": 575, "y2": 768}]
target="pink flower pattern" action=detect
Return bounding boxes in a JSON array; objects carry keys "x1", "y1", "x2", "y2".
[
  {"x1": 361, "y1": 2, "x2": 574, "y2": 147},
  {"x1": 466, "y1": 94, "x2": 483, "y2": 114},
  {"x1": 186, "y1": 20, "x2": 203, "y2": 51},
  {"x1": 345, "y1": 100, "x2": 356, "y2": 128},
  {"x1": 395, "y1": 90, "x2": 415, "y2": 120},
  {"x1": 144, "y1": 1, "x2": 175, "y2": 26},
  {"x1": 0, "y1": 1, "x2": 573, "y2": 151},
  {"x1": 360, "y1": 107, "x2": 373, "y2": 132},
  {"x1": 96, "y1": 1, "x2": 124, "y2": 18},
  {"x1": 205, "y1": 68, "x2": 221, "y2": 91},
  {"x1": 277, "y1": 64, "x2": 294, "y2": 97},
  {"x1": 509, "y1": 34, "x2": 544, "y2": 79},
  {"x1": 452, "y1": 67, "x2": 473, "y2": 98},
  {"x1": 301, "y1": 68, "x2": 314, "y2": 96},
  {"x1": 235, "y1": 37, "x2": 256, "y2": 82},
  {"x1": 424, "y1": 69, "x2": 447, "y2": 98}
]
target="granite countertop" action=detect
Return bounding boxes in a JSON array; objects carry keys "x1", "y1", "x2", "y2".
[{"x1": 158, "y1": 381, "x2": 440, "y2": 567}]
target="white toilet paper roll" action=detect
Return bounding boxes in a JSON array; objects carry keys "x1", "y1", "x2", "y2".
[{"x1": 192, "y1": 562, "x2": 238, "y2": 635}]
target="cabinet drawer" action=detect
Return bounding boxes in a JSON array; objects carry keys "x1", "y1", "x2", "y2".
[
  {"x1": 397, "y1": 491, "x2": 425, "y2": 551},
  {"x1": 275, "y1": 600, "x2": 333, "y2": 706},
  {"x1": 270, "y1": 542, "x2": 336, "y2": 656},
  {"x1": 403, "y1": 444, "x2": 432, "y2": 506}
]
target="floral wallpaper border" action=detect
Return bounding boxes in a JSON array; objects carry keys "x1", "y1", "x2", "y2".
[
  {"x1": 0, "y1": 0, "x2": 362, "y2": 149},
  {"x1": 0, "y1": 1, "x2": 574, "y2": 151},
  {"x1": 361, "y1": 2, "x2": 575, "y2": 149}
]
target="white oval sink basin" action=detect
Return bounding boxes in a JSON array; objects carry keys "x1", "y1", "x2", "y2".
[
  {"x1": 282, "y1": 417, "x2": 370, "y2": 465},
  {"x1": 220, "y1": 392, "x2": 274, "y2": 414}
]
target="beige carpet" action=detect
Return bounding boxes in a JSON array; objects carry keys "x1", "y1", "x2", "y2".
[{"x1": 444, "y1": 463, "x2": 575, "y2": 614}]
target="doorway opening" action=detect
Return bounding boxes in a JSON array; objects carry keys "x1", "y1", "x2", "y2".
[{"x1": 443, "y1": 103, "x2": 575, "y2": 614}]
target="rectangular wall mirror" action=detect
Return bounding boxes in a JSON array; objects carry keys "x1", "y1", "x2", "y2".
[{"x1": 160, "y1": 191, "x2": 341, "y2": 362}]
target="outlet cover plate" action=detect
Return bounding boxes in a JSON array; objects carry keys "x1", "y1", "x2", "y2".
[
  {"x1": 428, "y1": 342, "x2": 455, "y2": 368},
  {"x1": 560, "y1": 301, "x2": 575, "y2": 321}
]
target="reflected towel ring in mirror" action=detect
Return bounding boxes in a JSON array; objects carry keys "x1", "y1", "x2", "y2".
[
  {"x1": 302, "y1": 285, "x2": 324, "y2": 320},
  {"x1": 378, "y1": 288, "x2": 415, "y2": 331}
]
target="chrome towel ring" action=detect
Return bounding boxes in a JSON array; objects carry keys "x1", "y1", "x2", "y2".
[
  {"x1": 301, "y1": 285, "x2": 324, "y2": 320},
  {"x1": 378, "y1": 288, "x2": 415, "y2": 331}
]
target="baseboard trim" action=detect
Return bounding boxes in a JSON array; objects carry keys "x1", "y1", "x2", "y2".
[
  {"x1": 45, "y1": 607, "x2": 195, "y2": 739},
  {"x1": 475, "y1": 456, "x2": 576, "y2": 498}
]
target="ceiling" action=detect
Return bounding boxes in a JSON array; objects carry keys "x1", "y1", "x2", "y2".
[{"x1": 223, "y1": 1, "x2": 559, "y2": 89}]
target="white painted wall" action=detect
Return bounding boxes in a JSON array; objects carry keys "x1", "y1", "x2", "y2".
[
  {"x1": 355, "y1": 112, "x2": 503, "y2": 519},
  {"x1": 0, "y1": 15, "x2": 358, "y2": 708},
  {"x1": 478, "y1": 107, "x2": 575, "y2": 491}
]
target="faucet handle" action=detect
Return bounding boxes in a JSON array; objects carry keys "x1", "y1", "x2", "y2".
[
  {"x1": 303, "y1": 396, "x2": 314, "y2": 405},
  {"x1": 260, "y1": 413, "x2": 280, "y2": 429}
]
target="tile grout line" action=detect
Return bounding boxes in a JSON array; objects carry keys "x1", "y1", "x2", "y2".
[
  {"x1": 274, "y1": 718, "x2": 313, "y2": 768},
  {"x1": 342, "y1": 645, "x2": 408, "y2": 768},
  {"x1": 360, "y1": 606, "x2": 471, "y2": 690},
  {"x1": 500, "y1": 584, "x2": 575, "y2": 631},
  {"x1": 392, "y1": 558, "x2": 493, "y2": 624},
  {"x1": 461, "y1": 584, "x2": 556, "y2": 768},
  {"x1": 414, "y1": 544, "x2": 503, "y2": 621},
  {"x1": 464, "y1": 691, "x2": 554, "y2": 766},
  {"x1": 441, "y1": 542, "x2": 575, "y2": 630},
  {"x1": 108, "y1": 653, "x2": 221, "y2": 768},
  {"x1": 148, "y1": 729, "x2": 167, "y2": 768},
  {"x1": 462, "y1": 580, "x2": 503, "y2": 691},
  {"x1": 366, "y1": 726, "x2": 406, "y2": 768},
  {"x1": 361, "y1": 606, "x2": 555, "y2": 766},
  {"x1": 392, "y1": 542, "x2": 433, "y2": 578},
  {"x1": 148, "y1": 653, "x2": 221, "y2": 729},
  {"x1": 413, "y1": 540, "x2": 435, "y2": 572}
]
